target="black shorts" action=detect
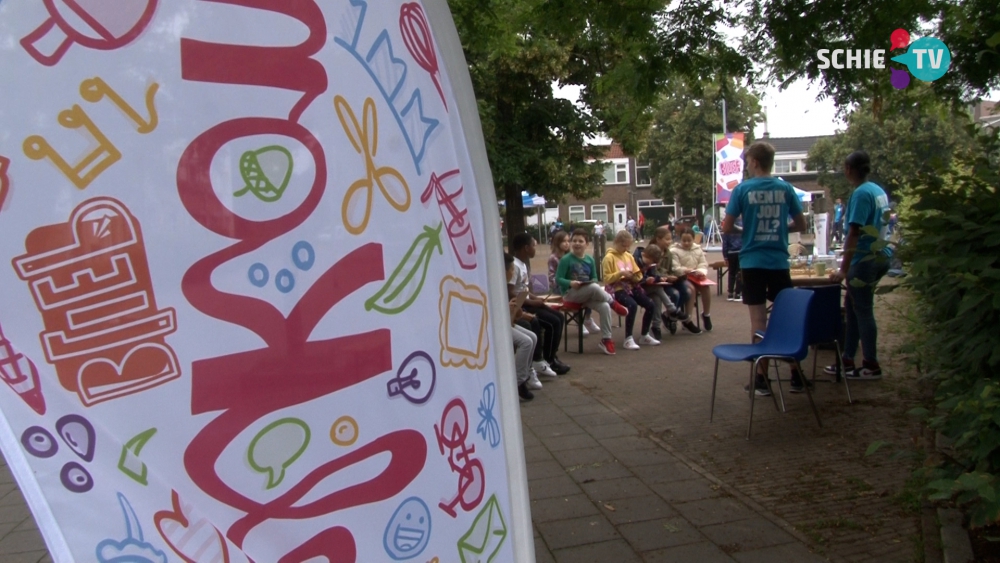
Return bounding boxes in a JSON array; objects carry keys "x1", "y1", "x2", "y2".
[{"x1": 741, "y1": 268, "x2": 792, "y2": 306}]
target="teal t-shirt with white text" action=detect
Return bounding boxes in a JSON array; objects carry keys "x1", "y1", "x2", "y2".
[
  {"x1": 847, "y1": 181, "x2": 892, "y2": 265},
  {"x1": 725, "y1": 176, "x2": 803, "y2": 270}
]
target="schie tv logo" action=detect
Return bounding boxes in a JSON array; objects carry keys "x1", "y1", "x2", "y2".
[{"x1": 816, "y1": 28, "x2": 951, "y2": 90}]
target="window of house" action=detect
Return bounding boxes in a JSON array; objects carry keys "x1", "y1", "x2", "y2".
[
  {"x1": 591, "y1": 204, "x2": 608, "y2": 223},
  {"x1": 774, "y1": 159, "x2": 800, "y2": 174},
  {"x1": 568, "y1": 205, "x2": 586, "y2": 222},
  {"x1": 635, "y1": 162, "x2": 651, "y2": 186},
  {"x1": 601, "y1": 160, "x2": 629, "y2": 184},
  {"x1": 637, "y1": 199, "x2": 663, "y2": 208}
]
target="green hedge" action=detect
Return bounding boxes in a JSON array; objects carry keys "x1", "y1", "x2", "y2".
[{"x1": 902, "y1": 134, "x2": 1000, "y2": 526}]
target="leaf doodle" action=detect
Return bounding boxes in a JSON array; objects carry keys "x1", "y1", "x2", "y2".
[
  {"x1": 235, "y1": 145, "x2": 293, "y2": 202},
  {"x1": 366, "y1": 224, "x2": 443, "y2": 314}
]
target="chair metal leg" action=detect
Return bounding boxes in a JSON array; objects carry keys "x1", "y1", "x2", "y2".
[
  {"x1": 811, "y1": 346, "x2": 819, "y2": 382},
  {"x1": 563, "y1": 314, "x2": 569, "y2": 353},
  {"x1": 837, "y1": 341, "x2": 852, "y2": 403},
  {"x1": 710, "y1": 358, "x2": 720, "y2": 422},
  {"x1": 796, "y1": 359, "x2": 823, "y2": 428},
  {"x1": 748, "y1": 359, "x2": 760, "y2": 439},
  {"x1": 767, "y1": 359, "x2": 786, "y2": 412},
  {"x1": 577, "y1": 312, "x2": 584, "y2": 353}
]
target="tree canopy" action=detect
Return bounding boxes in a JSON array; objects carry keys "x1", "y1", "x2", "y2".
[
  {"x1": 643, "y1": 78, "x2": 762, "y2": 223},
  {"x1": 447, "y1": 0, "x2": 746, "y2": 237}
]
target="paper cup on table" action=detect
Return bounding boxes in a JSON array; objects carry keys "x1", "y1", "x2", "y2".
[{"x1": 814, "y1": 262, "x2": 827, "y2": 276}]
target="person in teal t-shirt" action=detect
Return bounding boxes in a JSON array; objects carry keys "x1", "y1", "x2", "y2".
[
  {"x1": 828, "y1": 151, "x2": 891, "y2": 381},
  {"x1": 722, "y1": 141, "x2": 807, "y2": 395}
]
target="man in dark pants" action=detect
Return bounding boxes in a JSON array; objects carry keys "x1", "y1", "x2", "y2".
[
  {"x1": 722, "y1": 218, "x2": 743, "y2": 301},
  {"x1": 722, "y1": 142, "x2": 807, "y2": 395},
  {"x1": 510, "y1": 233, "x2": 570, "y2": 377},
  {"x1": 826, "y1": 151, "x2": 892, "y2": 380}
]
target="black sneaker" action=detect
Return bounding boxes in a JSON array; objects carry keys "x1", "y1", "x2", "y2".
[
  {"x1": 823, "y1": 360, "x2": 854, "y2": 376},
  {"x1": 682, "y1": 320, "x2": 702, "y2": 334},
  {"x1": 846, "y1": 363, "x2": 883, "y2": 380},
  {"x1": 744, "y1": 374, "x2": 771, "y2": 397},
  {"x1": 650, "y1": 326, "x2": 662, "y2": 340},
  {"x1": 702, "y1": 314, "x2": 713, "y2": 332},
  {"x1": 734, "y1": 293, "x2": 742, "y2": 301},
  {"x1": 789, "y1": 370, "x2": 812, "y2": 393},
  {"x1": 549, "y1": 358, "x2": 571, "y2": 375},
  {"x1": 518, "y1": 383, "x2": 534, "y2": 401},
  {"x1": 727, "y1": 292, "x2": 734, "y2": 301},
  {"x1": 668, "y1": 319, "x2": 678, "y2": 335}
]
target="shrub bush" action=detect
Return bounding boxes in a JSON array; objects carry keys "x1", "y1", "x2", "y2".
[{"x1": 900, "y1": 132, "x2": 1000, "y2": 526}]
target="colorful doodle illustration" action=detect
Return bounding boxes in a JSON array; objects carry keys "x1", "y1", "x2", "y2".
[
  {"x1": 118, "y1": 428, "x2": 156, "y2": 485},
  {"x1": 155, "y1": 490, "x2": 231, "y2": 563},
  {"x1": 383, "y1": 497, "x2": 432, "y2": 561},
  {"x1": 175, "y1": 94, "x2": 425, "y2": 557},
  {"x1": 335, "y1": 0, "x2": 439, "y2": 174},
  {"x1": 247, "y1": 240, "x2": 315, "y2": 293},
  {"x1": 438, "y1": 276, "x2": 489, "y2": 370},
  {"x1": 57, "y1": 413, "x2": 96, "y2": 461},
  {"x1": 20, "y1": 0, "x2": 159, "y2": 66},
  {"x1": 434, "y1": 398, "x2": 485, "y2": 518},
  {"x1": 366, "y1": 223, "x2": 442, "y2": 314},
  {"x1": 21, "y1": 426, "x2": 58, "y2": 458},
  {"x1": 477, "y1": 383, "x2": 500, "y2": 449},
  {"x1": 23, "y1": 104, "x2": 121, "y2": 190},
  {"x1": 399, "y1": 3, "x2": 447, "y2": 110},
  {"x1": 330, "y1": 415, "x2": 359, "y2": 447},
  {"x1": 235, "y1": 145, "x2": 293, "y2": 202},
  {"x1": 421, "y1": 170, "x2": 477, "y2": 270},
  {"x1": 96, "y1": 492, "x2": 168, "y2": 563},
  {"x1": 248, "y1": 418, "x2": 310, "y2": 489},
  {"x1": 387, "y1": 350, "x2": 436, "y2": 405},
  {"x1": 80, "y1": 77, "x2": 159, "y2": 133},
  {"x1": 22, "y1": 415, "x2": 97, "y2": 493},
  {"x1": 0, "y1": 320, "x2": 46, "y2": 415},
  {"x1": 457, "y1": 494, "x2": 507, "y2": 563},
  {"x1": 335, "y1": 95, "x2": 411, "y2": 235},
  {"x1": 0, "y1": 155, "x2": 10, "y2": 210},
  {"x1": 12, "y1": 197, "x2": 180, "y2": 406}
]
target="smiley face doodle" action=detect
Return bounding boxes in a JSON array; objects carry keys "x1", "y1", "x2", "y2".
[{"x1": 383, "y1": 497, "x2": 432, "y2": 560}]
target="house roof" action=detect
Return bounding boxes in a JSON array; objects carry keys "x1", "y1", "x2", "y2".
[
  {"x1": 764, "y1": 135, "x2": 829, "y2": 154},
  {"x1": 594, "y1": 142, "x2": 627, "y2": 159}
]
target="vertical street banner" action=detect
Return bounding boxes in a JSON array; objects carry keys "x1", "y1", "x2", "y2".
[
  {"x1": 714, "y1": 132, "x2": 745, "y2": 205},
  {"x1": 0, "y1": 1, "x2": 533, "y2": 561}
]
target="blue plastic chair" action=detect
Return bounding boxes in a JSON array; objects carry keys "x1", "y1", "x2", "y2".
[
  {"x1": 710, "y1": 288, "x2": 822, "y2": 439},
  {"x1": 802, "y1": 284, "x2": 852, "y2": 404}
]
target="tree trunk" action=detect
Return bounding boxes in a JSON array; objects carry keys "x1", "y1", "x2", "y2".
[{"x1": 503, "y1": 183, "x2": 526, "y2": 244}]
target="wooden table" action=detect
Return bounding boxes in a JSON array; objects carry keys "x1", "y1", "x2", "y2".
[{"x1": 791, "y1": 275, "x2": 841, "y2": 288}]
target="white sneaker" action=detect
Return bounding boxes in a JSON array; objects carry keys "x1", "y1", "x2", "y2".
[
  {"x1": 532, "y1": 360, "x2": 557, "y2": 378},
  {"x1": 527, "y1": 370, "x2": 544, "y2": 390},
  {"x1": 581, "y1": 325, "x2": 590, "y2": 336},
  {"x1": 623, "y1": 336, "x2": 640, "y2": 350},
  {"x1": 585, "y1": 318, "x2": 601, "y2": 334},
  {"x1": 640, "y1": 334, "x2": 661, "y2": 346}
]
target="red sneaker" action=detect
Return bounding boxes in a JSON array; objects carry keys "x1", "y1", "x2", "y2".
[
  {"x1": 598, "y1": 338, "x2": 616, "y2": 355},
  {"x1": 611, "y1": 300, "x2": 628, "y2": 317}
]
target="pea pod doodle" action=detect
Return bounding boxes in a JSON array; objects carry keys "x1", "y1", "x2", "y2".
[{"x1": 366, "y1": 223, "x2": 443, "y2": 314}]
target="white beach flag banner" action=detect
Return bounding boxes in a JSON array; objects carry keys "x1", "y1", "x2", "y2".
[{"x1": 0, "y1": 0, "x2": 533, "y2": 561}]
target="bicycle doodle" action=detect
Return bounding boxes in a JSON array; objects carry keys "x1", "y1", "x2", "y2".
[
  {"x1": 434, "y1": 398, "x2": 486, "y2": 518},
  {"x1": 335, "y1": 0, "x2": 439, "y2": 174},
  {"x1": 12, "y1": 198, "x2": 180, "y2": 406}
]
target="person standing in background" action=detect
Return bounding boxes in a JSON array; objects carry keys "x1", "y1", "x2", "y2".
[
  {"x1": 722, "y1": 217, "x2": 743, "y2": 301},
  {"x1": 833, "y1": 198, "x2": 844, "y2": 244}
]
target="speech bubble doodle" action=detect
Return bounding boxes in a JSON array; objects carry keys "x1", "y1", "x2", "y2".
[
  {"x1": 890, "y1": 36, "x2": 952, "y2": 83},
  {"x1": 383, "y1": 497, "x2": 431, "y2": 560},
  {"x1": 890, "y1": 28, "x2": 911, "y2": 50},
  {"x1": 387, "y1": 350, "x2": 436, "y2": 405},
  {"x1": 366, "y1": 224, "x2": 443, "y2": 315},
  {"x1": 476, "y1": 383, "x2": 500, "y2": 449},
  {"x1": 118, "y1": 428, "x2": 157, "y2": 486},
  {"x1": 96, "y1": 492, "x2": 168, "y2": 563},
  {"x1": 247, "y1": 418, "x2": 310, "y2": 489},
  {"x1": 235, "y1": 145, "x2": 293, "y2": 202},
  {"x1": 57, "y1": 414, "x2": 96, "y2": 462},
  {"x1": 330, "y1": 416, "x2": 360, "y2": 447}
]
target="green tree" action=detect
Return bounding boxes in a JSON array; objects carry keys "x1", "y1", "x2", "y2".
[
  {"x1": 643, "y1": 78, "x2": 763, "y2": 224},
  {"x1": 806, "y1": 89, "x2": 975, "y2": 201},
  {"x1": 447, "y1": 0, "x2": 746, "y2": 238}
]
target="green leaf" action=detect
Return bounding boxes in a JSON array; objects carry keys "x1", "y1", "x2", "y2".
[
  {"x1": 865, "y1": 440, "x2": 889, "y2": 457},
  {"x1": 987, "y1": 32, "x2": 1000, "y2": 48}
]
